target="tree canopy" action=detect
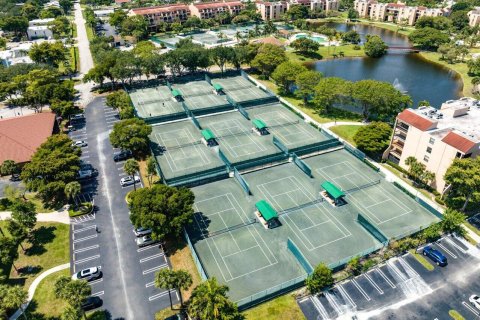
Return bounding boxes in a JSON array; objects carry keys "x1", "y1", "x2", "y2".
[
  {"x1": 251, "y1": 44, "x2": 287, "y2": 78},
  {"x1": 271, "y1": 61, "x2": 307, "y2": 93},
  {"x1": 364, "y1": 35, "x2": 388, "y2": 58},
  {"x1": 290, "y1": 38, "x2": 320, "y2": 54},
  {"x1": 295, "y1": 70, "x2": 323, "y2": 104},
  {"x1": 109, "y1": 118, "x2": 152, "y2": 155},
  {"x1": 408, "y1": 27, "x2": 449, "y2": 50},
  {"x1": 353, "y1": 122, "x2": 392, "y2": 156},
  {"x1": 305, "y1": 263, "x2": 334, "y2": 294},
  {"x1": 444, "y1": 157, "x2": 480, "y2": 211}
]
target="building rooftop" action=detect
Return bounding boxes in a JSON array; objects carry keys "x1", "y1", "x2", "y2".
[{"x1": 131, "y1": 4, "x2": 190, "y2": 14}]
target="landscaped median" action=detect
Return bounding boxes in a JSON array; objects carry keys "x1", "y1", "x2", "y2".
[
  {"x1": 68, "y1": 202, "x2": 93, "y2": 217},
  {"x1": 243, "y1": 293, "x2": 305, "y2": 320},
  {"x1": 408, "y1": 249, "x2": 434, "y2": 271}
]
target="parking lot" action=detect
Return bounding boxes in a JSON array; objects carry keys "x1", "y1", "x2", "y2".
[
  {"x1": 68, "y1": 97, "x2": 177, "y2": 319},
  {"x1": 298, "y1": 234, "x2": 480, "y2": 320}
]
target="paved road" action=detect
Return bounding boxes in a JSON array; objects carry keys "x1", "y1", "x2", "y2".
[
  {"x1": 69, "y1": 97, "x2": 177, "y2": 319},
  {"x1": 298, "y1": 235, "x2": 480, "y2": 320}
]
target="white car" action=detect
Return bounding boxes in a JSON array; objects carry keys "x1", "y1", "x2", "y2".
[
  {"x1": 120, "y1": 175, "x2": 140, "y2": 187},
  {"x1": 470, "y1": 295, "x2": 480, "y2": 310},
  {"x1": 133, "y1": 227, "x2": 152, "y2": 237},
  {"x1": 72, "y1": 140, "x2": 88, "y2": 147},
  {"x1": 136, "y1": 235, "x2": 157, "y2": 247},
  {"x1": 72, "y1": 267, "x2": 102, "y2": 282}
]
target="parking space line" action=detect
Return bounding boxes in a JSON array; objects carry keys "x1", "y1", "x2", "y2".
[
  {"x1": 89, "y1": 278, "x2": 103, "y2": 285},
  {"x1": 145, "y1": 281, "x2": 155, "y2": 288},
  {"x1": 337, "y1": 284, "x2": 357, "y2": 308},
  {"x1": 119, "y1": 173, "x2": 127, "y2": 177},
  {"x1": 74, "y1": 254, "x2": 100, "y2": 264},
  {"x1": 73, "y1": 234, "x2": 97, "y2": 243},
  {"x1": 74, "y1": 245, "x2": 99, "y2": 254},
  {"x1": 149, "y1": 290, "x2": 178, "y2": 302},
  {"x1": 436, "y1": 242, "x2": 458, "y2": 259},
  {"x1": 140, "y1": 253, "x2": 165, "y2": 263},
  {"x1": 363, "y1": 273, "x2": 383, "y2": 294},
  {"x1": 351, "y1": 279, "x2": 371, "y2": 301},
  {"x1": 91, "y1": 291, "x2": 105, "y2": 297},
  {"x1": 73, "y1": 225, "x2": 97, "y2": 234},
  {"x1": 310, "y1": 296, "x2": 329, "y2": 320},
  {"x1": 399, "y1": 256, "x2": 420, "y2": 277},
  {"x1": 462, "y1": 301, "x2": 480, "y2": 316},
  {"x1": 326, "y1": 292, "x2": 343, "y2": 315},
  {"x1": 375, "y1": 267, "x2": 396, "y2": 288},
  {"x1": 444, "y1": 237, "x2": 468, "y2": 254},
  {"x1": 142, "y1": 264, "x2": 168, "y2": 275},
  {"x1": 80, "y1": 156, "x2": 90, "y2": 159},
  {"x1": 137, "y1": 244, "x2": 159, "y2": 252}
]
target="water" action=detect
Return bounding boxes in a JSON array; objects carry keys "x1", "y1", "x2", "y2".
[{"x1": 306, "y1": 23, "x2": 462, "y2": 108}]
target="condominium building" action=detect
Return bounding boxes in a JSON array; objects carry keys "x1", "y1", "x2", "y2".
[
  {"x1": 129, "y1": 4, "x2": 191, "y2": 29},
  {"x1": 256, "y1": 0, "x2": 339, "y2": 20},
  {"x1": 353, "y1": 0, "x2": 448, "y2": 26},
  {"x1": 468, "y1": 7, "x2": 480, "y2": 27},
  {"x1": 385, "y1": 98, "x2": 480, "y2": 193},
  {"x1": 189, "y1": 1, "x2": 244, "y2": 19}
]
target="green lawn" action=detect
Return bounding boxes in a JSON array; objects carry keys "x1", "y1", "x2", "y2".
[
  {"x1": 243, "y1": 293, "x2": 305, "y2": 320},
  {"x1": 287, "y1": 44, "x2": 366, "y2": 64},
  {"x1": 25, "y1": 193, "x2": 61, "y2": 213},
  {"x1": 329, "y1": 125, "x2": 361, "y2": 145},
  {"x1": 464, "y1": 221, "x2": 480, "y2": 237},
  {"x1": 7, "y1": 222, "x2": 70, "y2": 290},
  {"x1": 449, "y1": 310, "x2": 465, "y2": 320}
]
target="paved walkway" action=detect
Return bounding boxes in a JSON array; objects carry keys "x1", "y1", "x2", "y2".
[
  {"x1": 322, "y1": 121, "x2": 365, "y2": 129},
  {"x1": 0, "y1": 210, "x2": 70, "y2": 224},
  {"x1": 9, "y1": 263, "x2": 71, "y2": 320}
]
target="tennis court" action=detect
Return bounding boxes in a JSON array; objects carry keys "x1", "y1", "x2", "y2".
[
  {"x1": 129, "y1": 86, "x2": 185, "y2": 122},
  {"x1": 212, "y1": 76, "x2": 274, "y2": 105},
  {"x1": 303, "y1": 149, "x2": 441, "y2": 238},
  {"x1": 197, "y1": 111, "x2": 280, "y2": 165},
  {"x1": 149, "y1": 120, "x2": 226, "y2": 184},
  {"x1": 172, "y1": 80, "x2": 231, "y2": 114}
]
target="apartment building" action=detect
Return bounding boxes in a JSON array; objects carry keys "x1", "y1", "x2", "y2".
[
  {"x1": 468, "y1": 7, "x2": 480, "y2": 27},
  {"x1": 385, "y1": 97, "x2": 480, "y2": 193},
  {"x1": 256, "y1": 0, "x2": 338, "y2": 20},
  {"x1": 353, "y1": 0, "x2": 448, "y2": 26},
  {"x1": 189, "y1": 1, "x2": 244, "y2": 19},
  {"x1": 129, "y1": 4, "x2": 191, "y2": 29}
]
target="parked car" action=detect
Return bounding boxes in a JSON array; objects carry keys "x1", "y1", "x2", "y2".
[
  {"x1": 72, "y1": 267, "x2": 102, "y2": 282},
  {"x1": 469, "y1": 295, "x2": 480, "y2": 310},
  {"x1": 78, "y1": 169, "x2": 97, "y2": 180},
  {"x1": 10, "y1": 174, "x2": 20, "y2": 181},
  {"x1": 136, "y1": 235, "x2": 157, "y2": 247},
  {"x1": 81, "y1": 296, "x2": 103, "y2": 311},
  {"x1": 113, "y1": 150, "x2": 132, "y2": 162},
  {"x1": 71, "y1": 114, "x2": 85, "y2": 121},
  {"x1": 120, "y1": 175, "x2": 140, "y2": 187},
  {"x1": 80, "y1": 161, "x2": 94, "y2": 171},
  {"x1": 72, "y1": 140, "x2": 88, "y2": 147},
  {"x1": 422, "y1": 246, "x2": 447, "y2": 266},
  {"x1": 133, "y1": 227, "x2": 152, "y2": 237}
]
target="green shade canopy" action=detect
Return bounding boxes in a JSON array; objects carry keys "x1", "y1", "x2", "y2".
[
  {"x1": 321, "y1": 181, "x2": 345, "y2": 199},
  {"x1": 253, "y1": 119, "x2": 267, "y2": 130},
  {"x1": 201, "y1": 129, "x2": 216, "y2": 141},
  {"x1": 172, "y1": 89, "x2": 182, "y2": 97},
  {"x1": 213, "y1": 83, "x2": 223, "y2": 91},
  {"x1": 255, "y1": 200, "x2": 278, "y2": 221}
]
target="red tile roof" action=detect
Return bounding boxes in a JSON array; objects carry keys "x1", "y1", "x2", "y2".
[
  {"x1": 397, "y1": 109, "x2": 436, "y2": 131},
  {"x1": 132, "y1": 5, "x2": 190, "y2": 15},
  {"x1": 0, "y1": 113, "x2": 56, "y2": 164},
  {"x1": 115, "y1": 0, "x2": 131, "y2": 3},
  {"x1": 441, "y1": 131, "x2": 477, "y2": 153},
  {"x1": 193, "y1": 2, "x2": 230, "y2": 9}
]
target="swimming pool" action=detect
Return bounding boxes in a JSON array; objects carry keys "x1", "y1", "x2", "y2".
[{"x1": 292, "y1": 33, "x2": 328, "y2": 44}]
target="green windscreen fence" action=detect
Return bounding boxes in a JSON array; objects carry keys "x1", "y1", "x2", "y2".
[
  {"x1": 238, "y1": 105, "x2": 250, "y2": 120},
  {"x1": 273, "y1": 136, "x2": 289, "y2": 154},
  {"x1": 291, "y1": 153, "x2": 312, "y2": 177},
  {"x1": 234, "y1": 167, "x2": 251, "y2": 195},
  {"x1": 226, "y1": 94, "x2": 237, "y2": 107},
  {"x1": 344, "y1": 143, "x2": 365, "y2": 160},
  {"x1": 183, "y1": 228, "x2": 208, "y2": 280},
  {"x1": 287, "y1": 238, "x2": 313, "y2": 274},
  {"x1": 181, "y1": 101, "x2": 190, "y2": 114},
  {"x1": 166, "y1": 80, "x2": 172, "y2": 90},
  {"x1": 205, "y1": 74, "x2": 212, "y2": 84},
  {"x1": 357, "y1": 213, "x2": 389, "y2": 245},
  {"x1": 218, "y1": 149, "x2": 231, "y2": 170}
]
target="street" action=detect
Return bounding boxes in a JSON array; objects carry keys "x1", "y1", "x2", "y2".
[{"x1": 69, "y1": 97, "x2": 177, "y2": 319}]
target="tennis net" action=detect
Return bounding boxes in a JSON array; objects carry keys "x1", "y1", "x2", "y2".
[
  {"x1": 138, "y1": 99, "x2": 161, "y2": 106},
  {"x1": 164, "y1": 140, "x2": 202, "y2": 151},
  {"x1": 278, "y1": 198, "x2": 324, "y2": 216},
  {"x1": 200, "y1": 218, "x2": 257, "y2": 239},
  {"x1": 268, "y1": 120, "x2": 300, "y2": 129},
  {"x1": 344, "y1": 179, "x2": 381, "y2": 194},
  {"x1": 216, "y1": 127, "x2": 251, "y2": 140}
]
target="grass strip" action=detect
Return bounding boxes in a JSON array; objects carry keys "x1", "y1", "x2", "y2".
[
  {"x1": 449, "y1": 309, "x2": 465, "y2": 320},
  {"x1": 409, "y1": 249, "x2": 434, "y2": 271},
  {"x1": 243, "y1": 293, "x2": 305, "y2": 320}
]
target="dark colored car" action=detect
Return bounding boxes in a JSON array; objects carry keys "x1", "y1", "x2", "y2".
[
  {"x1": 10, "y1": 174, "x2": 20, "y2": 181},
  {"x1": 423, "y1": 246, "x2": 447, "y2": 266},
  {"x1": 81, "y1": 296, "x2": 103, "y2": 311},
  {"x1": 113, "y1": 150, "x2": 132, "y2": 162}
]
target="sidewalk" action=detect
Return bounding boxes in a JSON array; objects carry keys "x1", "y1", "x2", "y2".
[
  {"x1": 0, "y1": 210, "x2": 70, "y2": 224},
  {"x1": 323, "y1": 121, "x2": 365, "y2": 129}
]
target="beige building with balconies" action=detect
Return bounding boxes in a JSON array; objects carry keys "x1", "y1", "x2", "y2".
[
  {"x1": 256, "y1": 0, "x2": 338, "y2": 20},
  {"x1": 468, "y1": 8, "x2": 480, "y2": 27},
  {"x1": 189, "y1": 1, "x2": 244, "y2": 20},
  {"x1": 385, "y1": 98, "x2": 480, "y2": 193},
  {"x1": 130, "y1": 5, "x2": 191, "y2": 29}
]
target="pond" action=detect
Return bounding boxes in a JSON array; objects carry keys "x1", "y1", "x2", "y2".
[{"x1": 306, "y1": 23, "x2": 463, "y2": 108}]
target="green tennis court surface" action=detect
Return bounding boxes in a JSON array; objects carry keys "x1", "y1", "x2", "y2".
[
  {"x1": 172, "y1": 80, "x2": 231, "y2": 114},
  {"x1": 187, "y1": 148, "x2": 440, "y2": 305},
  {"x1": 129, "y1": 86, "x2": 184, "y2": 122},
  {"x1": 212, "y1": 76, "x2": 273, "y2": 104}
]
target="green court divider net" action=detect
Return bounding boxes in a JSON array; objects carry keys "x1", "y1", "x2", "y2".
[
  {"x1": 226, "y1": 94, "x2": 237, "y2": 107},
  {"x1": 291, "y1": 153, "x2": 312, "y2": 177},
  {"x1": 273, "y1": 136, "x2": 289, "y2": 154},
  {"x1": 185, "y1": 108, "x2": 202, "y2": 129},
  {"x1": 287, "y1": 238, "x2": 313, "y2": 274},
  {"x1": 166, "y1": 80, "x2": 172, "y2": 90},
  {"x1": 205, "y1": 74, "x2": 212, "y2": 84},
  {"x1": 183, "y1": 228, "x2": 208, "y2": 280},
  {"x1": 218, "y1": 149, "x2": 231, "y2": 170},
  {"x1": 233, "y1": 167, "x2": 251, "y2": 195},
  {"x1": 238, "y1": 105, "x2": 250, "y2": 120},
  {"x1": 181, "y1": 101, "x2": 190, "y2": 114},
  {"x1": 357, "y1": 213, "x2": 389, "y2": 245},
  {"x1": 344, "y1": 143, "x2": 365, "y2": 160}
]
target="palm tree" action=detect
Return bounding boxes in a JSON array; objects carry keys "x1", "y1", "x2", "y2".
[
  {"x1": 64, "y1": 181, "x2": 81, "y2": 206},
  {"x1": 4, "y1": 286, "x2": 28, "y2": 320},
  {"x1": 188, "y1": 277, "x2": 241, "y2": 320},
  {"x1": 146, "y1": 156, "x2": 157, "y2": 187},
  {"x1": 155, "y1": 269, "x2": 192, "y2": 309},
  {"x1": 55, "y1": 276, "x2": 91, "y2": 319},
  {"x1": 124, "y1": 159, "x2": 140, "y2": 191},
  {"x1": 235, "y1": 31, "x2": 242, "y2": 42}
]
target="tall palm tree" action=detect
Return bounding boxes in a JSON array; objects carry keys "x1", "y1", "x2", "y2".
[
  {"x1": 155, "y1": 269, "x2": 192, "y2": 309},
  {"x1": 54, "y1": 276, "x2": 91, "y2": 319},
  {"x1": 4, "y1": 286, "x2": 28, "y2": 320},
  {"x1": 124, "y1": 159, "x2": 140, "y2": 191},
  {"x1": 235, "y1": 31, "x2": 242, "y2": 42},
  {"x1": 64, "y1": 181, "x2": 81, "y2": 206}
]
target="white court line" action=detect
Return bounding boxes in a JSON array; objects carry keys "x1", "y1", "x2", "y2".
[
  {"x1": 91, "y1": 291, "x2": 105, "y2": 297},
  {"x1": 337, "y1": 284, "x2": 357, "y2": 308},
  {"x1": 74, "y1": 254, "x2": 100, "y2": 265},
  {"x1": 74, "y1": 245, "x2": 99, "y2": 254},
  {"x1": 142, "y1": 264, "x2": 168, "y2": 275},
  {"x1": 375, "y1": 267, "x2": 396, "y2": 288},
  {"x1": 436, "y1": 243, "x2": 458, "y2": 259},
  {"x1": 351, "y1": 279, "x2": 371, "y2": 301},
  {"x1": 73, "y1": 234, "x2": 97, "y2": 243},
  {"x1": 140, "y1": 253, "x2": 165, "y2": 263},
  {"x1": 73, "y1": 225, "x2": 97, "y2": 234},
  {"x1": 363, "y1": 273, "x2": 383, "y2": 294},
  {"x1": 462, "y1": 301, "x2": 480, "y2": 316}
]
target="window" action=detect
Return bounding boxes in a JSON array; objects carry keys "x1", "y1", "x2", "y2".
[
  {"x1": 426, "y1": 146, "x2": 432, "y2": 154},
  {"x1": 429, "y1": 137, "x2": 435, "y2": 144},
  {"x1": 423, "y1": 155, "x2": 429, "y2": 162}
]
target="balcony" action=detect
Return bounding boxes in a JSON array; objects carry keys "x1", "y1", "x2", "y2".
[
  {"x1": 390, "y1": 148, "x2": 402, "y2": 158},
  {"x1": 393, "y1": 133, "x2": 406, "y2": 141},
  {"x1": 396, "y1": 123, "x2": 409, "y2": 132},
  {"x1": 392, "y1": 139, "x2": 404, "y2": 148}
]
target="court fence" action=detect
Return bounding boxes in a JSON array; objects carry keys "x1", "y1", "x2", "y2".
[
  {"x1": 166, "y1": 166, "x2": 229, "y2": 188},
  {"x1": 357, "y1": 213, "x2": 389, "y2": 245},
  {"x1": 183, "y1": 228, "x2": 208, "y2": 281},
  {"x1": 205, "y1": 73, "x2": 212, "y2": 84},
  {"x1": 238, "y1": 105, "x2": 250, "y2": 120},
  {"x1": 166, "y1": 80, "x2": 172, "y2": 90},
  {"x1": 287, "y1": 238, "x2": 313, "y2": 274},
  {"x1": 392, "y1": 180, "x2": 443, "y2": 220},
  {"x1": 218, "y1": 149, "x2": 232, "y2": 171},
  {"x1": 290, "y1": 139, "x2": 342, "y2": 157},
  {"x1": 233, "y1": 167, "x2": 251, "y2": 195},
  {"x1": 291, "y1": 153, "x2": 312, "y2": 177},
  {"x1": 236, "y1": 153, "x2": 289, "y2": 172},
  {"x1": 344, "y1": 142, "x2": 366, "y2": 160},
  {"x1": 273, "y1": 135, "x2": 289, "y2": 155}
]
